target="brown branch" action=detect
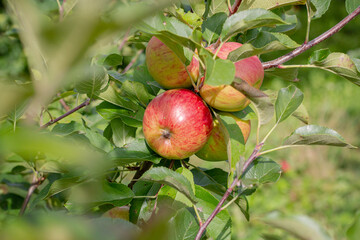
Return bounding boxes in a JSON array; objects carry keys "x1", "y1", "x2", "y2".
[
  {"x1": 121, "y1": 49, "x2": 143, "y2": 74},
  {"x1": 230, "y1": 0, "x2": 242, "y2": 15},
  {"x1": 40, "y1": 98, "x2": 90, "y2": 129},
  {"x1": 262, "y1": 5, "x2": 360, "y2": 69},
  {"x1": 19, "y1": 174, "x2": 45, "y2": 216},
  {"x1": 128, "y1": 161, "x2": 153, "y2": 189},
  {"x1": 194, "y1": 143, "x2": 263, "y2": 240}
]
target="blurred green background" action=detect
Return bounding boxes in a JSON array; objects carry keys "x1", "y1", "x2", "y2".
[{"x1": 1, "y1": 0, "x2": 360, "y2": 239}]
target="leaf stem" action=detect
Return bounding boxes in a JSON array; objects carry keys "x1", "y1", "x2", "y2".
[
  {"x1": 220, "y1": 193, "x2": 240, "y2": 211},
  {"x1": 40, "y1": 98, "x2": 90, "y2": 129},
  {"x1": 193, "y1": 205, "x2": 203, "y2": 226},
  {"x1": 262, "y1": 5, "x2": 360, "y2": 69},
  {"x1": 261, "y1": 123, "x2": 278, "y2": 144},
  {"x1": 258, "y1": 145, "x2": 303, "y2": 156}
]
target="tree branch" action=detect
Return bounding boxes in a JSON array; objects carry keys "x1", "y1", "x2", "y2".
[
  {"x1": 194, "y1": 143, "x2": 263, "y2": 240},
  {"x1": 40, "y1": 98, "x2": 90, "y2": 129},
  {"x1": 262, "y1": 5, "x2": 360, "y2": 69},
  {"x1": 230, "y1": 0, "x2": 242, "y2": 15},
  {"x1": 19, "y1": 174, "x2": 45, "y2": 216}
]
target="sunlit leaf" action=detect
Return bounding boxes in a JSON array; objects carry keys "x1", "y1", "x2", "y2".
[
  {"x1": 110, "y1": 118, "x2": 136, "y2": 148},
  {"x1": 345, "y1": 0, "x2": 360, "y2": 14},
  {"x1": 221, "y1": 9, "x2": 286, "y2": 40},
  {"x1": 239, "y1": 0, "x2": 306, "y2": 11},
  {"x1": 228, "y1": 32, "x2": 300, "y2": 61},
  {"x1": 275, "y1": 85, "x2": 304, "y2": 123},
  {"x1": 283, "y1": 125, "x2": 356, "y2": 148},
  {"x1": 141, "y1": 167, "x2": 197, "y2": 204},
  {"x1": 242, "y1": 157, "x2": 281, "y2": 186},
  {"x1": 310, "y1": 0, "x2": 332, "y2": 19},
  {"x1": 106, "y1": 139, "x2": 161, "y2": 166}
]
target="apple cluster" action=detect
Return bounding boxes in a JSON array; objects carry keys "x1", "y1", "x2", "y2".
[{"x1": 143, "y1": 37, "x2": 264, "y2": 161}]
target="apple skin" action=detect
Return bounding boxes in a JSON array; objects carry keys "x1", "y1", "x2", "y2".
[
  {"x1": 200, "y1": 42, "x2": 264, "y2": 112},
  {"x1": 143, "y1": 89, "x2": 213, "y2": 159},
  {"x1": 146, "y1": 36, "x2": 199, "y2": 89},
  {"x1": 195, "y1": 112, "x2": 251, "y2": 161}
]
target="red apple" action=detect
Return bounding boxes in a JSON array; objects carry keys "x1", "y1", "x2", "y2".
[
  {"x1": 200, "y1": 42, "x2": 264, "y2": 112},
  {"x1": 143, "y1": 89, "x2": 213, "y2": 159},
  {"x1": 195, "y1": 112, "x2": 251, "y2": 161},
  {"x1": 146, "y1": 36, "x2": 199, "y2": 89}
]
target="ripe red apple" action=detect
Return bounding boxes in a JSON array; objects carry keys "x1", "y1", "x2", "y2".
[
  {"x1": 195, "y1": 112, "x2": 251, "y2": 161},
  {"x1": 143, "y1": 89, "x2": 213, "y2": 159},
  {"x1": 200, "y1": 42, "x2": 264, "y2": 112},
  {"x1": 146, "y1": 36, "x2": 199, "y2": 89}
]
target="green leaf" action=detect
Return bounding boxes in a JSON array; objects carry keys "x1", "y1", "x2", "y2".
[
  {"x1": 96, "y1": 101, "x2": 144, "y2": 127},
  {"x1": 230, "y1": 105, "x2": 257, "y2": 120},
  {"x1": 141, "y1": 167, "x2": 197, "y2": 204},
  {"x1": 235, "y1": 196, "x2": 250, "y2": 221},
  {"x1": 310, "y1": 0, "x2": 332, "y2": 19},
  {"x1": 187, "y1": 0, "x2": 206, "y2": 16},
  {"x1": 133, "y1": 65, "x2": 162, "y2": 96},
  {"x1": 44, "y1": 176, "x2": 85, "y2": 199},
  {"x1": 75, "y1": 65, "x2": 109, "y2": 98},
  {"x1": 110, "y1": 118, "x2": 136, "y2": 148},
  {"x1": 207, "y1": 0, "x2": 229, "y2": 17},
  {"x1": 239, "y1": 0, "x2": 306, "y2": 11},
  {"x1": 106, "y1": 139, "x2": 161, "y2": 166},
  {"x1": 96, "y1": 85, "x2": 139, "y2": 112},
  {"x1": 249, "y1": 93, "x2": 275, "y2": 126},
  {"x1": 83, "y1": 127, "x2": 113, "y2": 153},
  {"x1": 347, "y1": 213, "x2": 360, "y2": 240},
  {"x1": 242, "y1": 157, "x2": 281, "y2": 186},
  {"x1": 66, "y1": 180, "x2": 134, "y2": 212},
  {"x1": 169, "y1": 208, "x2": 199, "y2": 240},
  {"x1": 202, "y1": 12, "x2": 227, "y2": 44},
  {"x1": 218, "y1": 113, "x2": 245, "y2": 180},
  {"x1": 103, "y1": 54, "x2": 123, "y2": 67},
  {"x1": 292, "y1": 103, "x2": 310, "y2": 124},
  {"x1": 283, "y1": 125, "x2": 356, "y2": 148},
  {"x1": 310, "y1": 51, "x2": 360, "y2": 86},
  {"x1": 52, "y1": 121, "x2": 82, "y2": 136},
  {"x1": 201, "y1": 49, "x2": 236, "y2": 86},
  {"x1": 130, "y1": 181, "x2": 161, "y2": 224},
  {"x1": 121, "y1": 80, "x2": 150, "y2": 106},
  {"x1": 345, "y1": 0, "x2": 360, "y2": 14},
  {"x1": 221, "y1": 9, "x2": 286, "y2": 40},
  {"x1": 192, "y1": 167, "x2": 228, "y2": 195},
  {"x1": 195, "y1": 185, "x2": 231, "y2": 240},
  {"x1": 263, "y1": 213, "x2": 332, "y2": 240},
  {"x1": 275, "y1": 85, "x2": 304, "y2": 123},
  {"x1": 308, "y1": 49, "x2": 331, "y2": 64},
  {"x1": 228, "y1": 32, "x2": 300, "y2": 61}
]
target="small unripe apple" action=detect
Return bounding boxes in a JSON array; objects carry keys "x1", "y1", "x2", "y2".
[
  {"x1": 200, "y1": 42, "x2": 264, "y2": 112},
  {"x1": 146, "y1": 36, "x2": 199, "y2": 89},
  {"x1": 143, "y1": 89, "x2": 213, "y2": 159},
  {"x1": 195, "y1": 112, "x2": 251, "y2": 161}
]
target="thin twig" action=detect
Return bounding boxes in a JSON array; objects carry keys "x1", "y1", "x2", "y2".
[
  {"x1": 118, "y1": 28, "x2": 131, "y2": 52},
  {"x1": 262, "y1": 5, "x2": 360, "y2": 69},
  {"x1": 57, "y1": 93, "x2": 70, "y2": 111},
  {"x1": 121, "y1": 49, "x2": 143, "y2": 73},
  {"x1": 19, "y1": 174, "x2": 44, "y2": 216},
  {"x1": 40, "y1": 98, "x2": 90, "y2": 129},
  {"x1": 194, "y1": 143, "x2": 263, "y2": 240}
]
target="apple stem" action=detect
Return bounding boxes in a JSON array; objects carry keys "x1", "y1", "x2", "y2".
[{"x1": 262, "y1": 5, "x2": 360, "y2": 69}]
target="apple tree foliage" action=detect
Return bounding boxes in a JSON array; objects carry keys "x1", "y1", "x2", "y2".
[{"x1": 0, "y1": 0, "x2": 360, "y2": 239}]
